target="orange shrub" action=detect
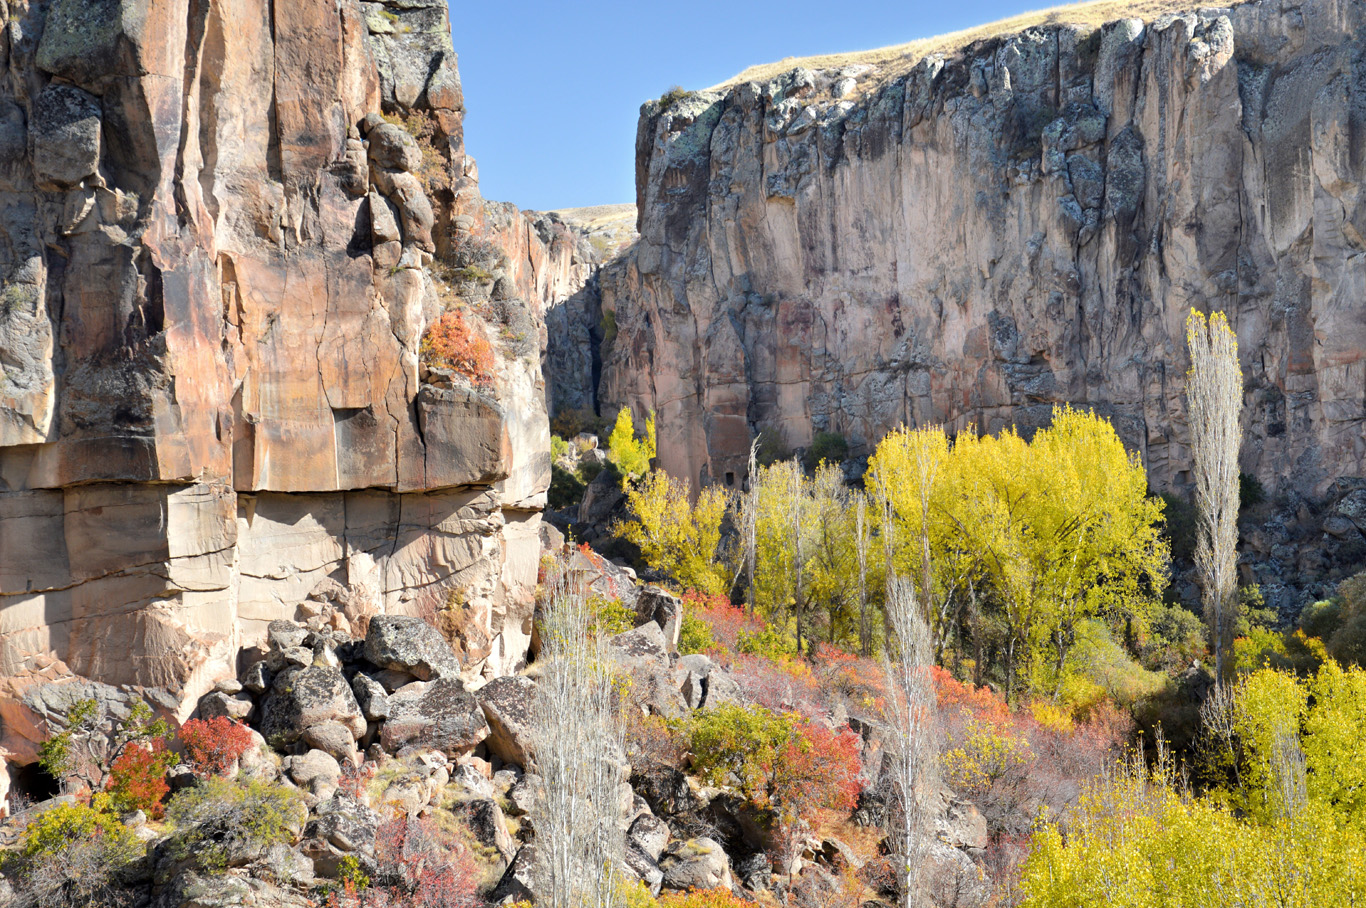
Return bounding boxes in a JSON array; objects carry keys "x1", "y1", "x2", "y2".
[{"x1": 419, "y1": 310, "x2": 495, "y2": 386}]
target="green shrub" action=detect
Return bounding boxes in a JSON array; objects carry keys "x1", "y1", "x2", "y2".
[
  {"x1": 802, "y1": 431, "x2": 848, "y2": 471},
  {"x1": 589, "y1": 595, "x2": 636, "y2": 638},
  {"x1": 1160, "y1": 492, "x2": 1198, "y2": 562},
  {"x1": 548, "y1": 463, "x2": 586, "y2": 511},
  {"x1": 164, "y1": 776, "x2": 305, "y2": 870},
  {"x1": 678, "y1": 612, "x2": 715, "y2": 656},
  {"x1": 657, "y1": 85, "x2": 690, "y2": 111},
  {"x1": 737, "y1": 624, "x2": 793, "y2": 661},
  {"x1": 20, "y1": 801, "x2": 136, "y2": 860},
  {"x1": 1239, "y1": 472, "x2": 1266, "y2": 510},
  {"x1": 12, "y1": 800, "x2": 142, "y2": 908},
  {"x1": 551, "y1": 435, "x2": 570, "y2": 461}
]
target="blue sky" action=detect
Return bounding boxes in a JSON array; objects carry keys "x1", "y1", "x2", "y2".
[{"x1": 453, "y1": 1, "x2": 1054, "y2": 212}]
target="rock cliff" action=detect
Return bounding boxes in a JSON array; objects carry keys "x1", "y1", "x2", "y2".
[
  {"x1": 0, "y1": 0, "x2": 574, "y2": 783},
  {"x1": 596, "y1": 0, "x2": 1366, "y2": 607}
]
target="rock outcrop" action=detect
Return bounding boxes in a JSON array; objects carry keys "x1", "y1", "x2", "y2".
[
  {"x1": 0, "y1": 0, "x2": 579, "y2": 796},
  {"x1": 597, "y1": 0, "x2": 1366, "y2": 606}
]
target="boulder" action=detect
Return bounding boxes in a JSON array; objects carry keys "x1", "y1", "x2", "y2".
[
  {"x1": 507, "y1": 771, "x2": 538, "y2": 816},
  {"x1": 364, "y1": 616, "x2": 461, "y2": 681},
  {"x1": 491, "y1": 846, "x2": 537, "y2": 904},
  {"x1": 351, "y1": 673, "x2": 390, "y2": 721},
  {"x1": 286, "y1": 749, "x2": 341, "y2": 799},
  {"x1": 381, "y1": 679, "x2": 489, "y2": 757},
  {"x1": 302, "y1": 721, "x2": 360, "y2": 763},
  {"x1": 608, "y1": 622, "x2": 670, "y2": 670},
  {"x1": 477, "y1": 675, "x2": 536, "y2": 768},
  {"x1": 242, "y1": 661, "x2": 272, "y2": 694},
  {"x1": 734, "y1": 852, "x2": 772, "y2": 891},
  {"x1": 628, "y1": 813, "x2": 671, "y2": 862},
  {"x1": 454, "y1": 798, "x2": 516, "y2": 861},
  {"x1": 301, "y1": 793, "x2": 381, "y2": 877},
  {"x1": 30, "y1": 84, "x2": 101, "y2": 189},
  {"x1": 635, "y1": 586, "x2": 683, "y2": 652},
  {"x1": 197, "y1": 690, "x2": 253, "y2": 722},
  {"x1": 939, "y1": 798, "x2": 988, "y2": 850},
  {"x1": 258, "y1": 665, "x2": 366, "y2": 748},
  {"x1": 659, "y1": 837, "x2": 733, "y2": 892},
  {"x1": 625, "y1": 842, "x2": 665, "y2": 896},
  {"x1": 921, "y1": 840, "x2": 990, "y2": 908}
]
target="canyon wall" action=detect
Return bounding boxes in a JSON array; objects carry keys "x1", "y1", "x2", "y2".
[
  {"x1": 0, "y1": 0, "x2": 572, "y2": 773},
  {"x1": 598, "y1": 0, "x2": 1366, "y2": 607}
]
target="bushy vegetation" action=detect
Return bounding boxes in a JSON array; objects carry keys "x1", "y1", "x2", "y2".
[
  {"x1": 1022, "y1": 660, "x2": 1366, "y2": 906},
  {"x1": 614, "y1": 471, "x2": 730, "y2": 596},
  {"x1": 606, "y1": 406, "x2": 656, "y2": 483},
  {"x1": 163, "y1": 775, "x2": 305, "y2": 870},
  {"x1": 419, "y1": 309, "x2": 496, "y2": 386}
]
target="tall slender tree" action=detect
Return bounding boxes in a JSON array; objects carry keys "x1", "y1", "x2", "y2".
[
  {"x1": 1186, "y1": 310, "x2": 1243, "y2": 684},
  {"x1": 529, "y1": 564, "x2": 626, "y2": 908},
  {"x1": 882, "y1": 576, "x2": 939, "y2": 908}
]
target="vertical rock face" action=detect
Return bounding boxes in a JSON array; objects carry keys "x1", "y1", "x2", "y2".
[
  {"x1": 599, "y1": 0, "x2": 1366, "y2": 601},
  {"x1": 0, "y1": 0, "x2": 566, "y2": 768}
]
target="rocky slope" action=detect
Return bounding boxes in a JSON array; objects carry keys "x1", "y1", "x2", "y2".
[
  {"x1": 594, "y1": 0, "x2": 1366, "y2": 609},
  {"x1": 0, "y1": 0, "x2": 583, "y2": 794}
]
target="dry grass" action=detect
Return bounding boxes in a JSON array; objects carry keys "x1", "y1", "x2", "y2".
[{"x1": 707, "y1": 0, "x2": 1254, "y2": 90}]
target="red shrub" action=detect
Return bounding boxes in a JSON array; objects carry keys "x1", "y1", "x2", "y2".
[
  {"x1": 778, "y1": 718, "x2": 863, "y2": 818},
  {"x1": 683, "y1": 589, "x2": 763, "y2": 654},
  {"x1": 814, "y1": 643, "x2": 888, "y2": 712},
  {"x1": 419, "y1": 310, "x2": 495, "y2": 386},
  {"x1": 106, "y1": 739, "x2": 173, "y2": 817},
  {"x1": 178, "y1": 717, "x2": 254, "y2": 778}
]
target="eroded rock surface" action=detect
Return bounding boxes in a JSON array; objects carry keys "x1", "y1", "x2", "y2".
[
  {"x1": 0, "y1": 0, "x2": 576, "y2": 794},
  {"x1": 597, "y1": 0, "x2": 1366, "y2": 609}
]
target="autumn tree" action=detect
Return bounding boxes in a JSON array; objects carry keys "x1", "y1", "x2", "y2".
[
  {"x1": 1186, "y1": 310, "x2": 1243, "y2": 683},
  {"x1": 606, "y1": 406, "x2": 656, "y2": 484},
  {"x1": 614, "y1": 470, "x2": 730, "y2": 597},
  {"x1": 529, "y1": 563, "x2": 627, "y2": 908},
  {"x1": 882, "y1": 577, "x2": 939, "y2": 907}
]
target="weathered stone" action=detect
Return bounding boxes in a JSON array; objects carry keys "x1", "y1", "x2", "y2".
[
  {"x1": 364, "y1": 615, "x2": 461, "y2": 681},
  {"x1": 659, "y1": 837, "x2": 733, "y2": 892},
  {"x1": 259, "y1": 666, "x2": 365, "y2": 748},
  {"x1": 608, "y1": 622, "x2": 670, "y2": 670},
  {"x1": 381, "y1": 678, "x2": 489, "y2": 757},
  {"x1": 628, "y1": 813, "x2": 671, "y2": 862},
  {"x1": 351, "y1": 673, "x2": 390, "y2": 721},
  {"x1": 302, "y1": 793, "x2": 381, "y2": 877},
  {"x1": 491, "y1": 846, "x2": 537, "y2": 904},
  {"x1": 477, "y1": 674, "x2": 536, "y2": 768},
  {"x1": 30, "y1": 84, "x2": 101, "y2": 189},
  {"x1": 197, "y1": 691, "x2": 253, "y2": 722},
  {"x1": 625, "y1": 842, "x2": 665, "y2": 896},
  {"x1": 302, "y1": 721, "x2": 360, "y2": 763},
  {"x1": 454, "y1": 797, "x2": 516, "y2": 860},
  {"x1": 636, "y1": 586, "x2": 683, "y2": 652},
  {"x1": 286, "y1": 749, "x2": 342, "y2": 799}
]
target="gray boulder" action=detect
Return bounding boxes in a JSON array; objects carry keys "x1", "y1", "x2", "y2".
[
  {"x1": 351, "y1": 673, "x2": 390, "y2": 721},
  {"x1": 197, "y1": 690, "x2": 253, "y2": 722},
  {"x1": 628, "y1": 813, "x2": 670, "y2": 861},
  {"x1": 625, "y1": 842, "x2": 664, "y2": 896},
  {"x1": 608, "y1": 622, "x2": 670, "y2": 670},
  {"x1": 301, "y1": 793, "x2": 381, "y2": 877},
  {"x1": 30, "y1": 84, "x2": 101, "y2": 189},
  {"x1": 636, "y1": 586, "x2": 683, "y2": 652},
  {"x1": 380, "y1": 678, "x2": 489, "y2": 757},
  {"x1": 491, "y1": 846, "x2": 537, "y2": 904},
  {"x1": 258, "y1": 665, "x2": 365, "y2": 748},
  {"x1": 364, "y1": 615, "x2": 461, "y2": 681},
  {"x1": 453, "y1": 798, "x2": 516, "y2": 862},
  {"x1": 659, "y1": 837, "x2": 733, "y2": 891},
  {"x1": 477, "y1": 675, "x2": 536, "y2": 768}
]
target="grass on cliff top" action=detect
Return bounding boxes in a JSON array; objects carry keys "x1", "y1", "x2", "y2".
[{"x1": 707, "y1": 0, "x2": 1253, "y2": 90}]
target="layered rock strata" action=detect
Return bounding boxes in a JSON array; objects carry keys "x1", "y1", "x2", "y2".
[
  {"x1": 0, "y1": 0, "x2": 569, "y2": 787},
  {"x1": 598, "y1": 0, "x2": 1366, "y2": 606}
]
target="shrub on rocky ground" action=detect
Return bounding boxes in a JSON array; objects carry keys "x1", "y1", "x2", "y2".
[
  {"x1": 163, "y1": 776, "x2": 306, "y2": 871},
  {"x1": 7, "y1": 801, "x2": 143, "y2": 908},
  {"x1": 179, "y1": 717, "x2": 255, "y2": 778},
  {"x1": 419, "y1": 310, "x2": 495, "y2": 386}
]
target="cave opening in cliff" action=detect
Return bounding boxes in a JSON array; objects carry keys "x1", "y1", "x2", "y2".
[{"x1": 8, "y1": 761, "x2": 59, "y2": 809}]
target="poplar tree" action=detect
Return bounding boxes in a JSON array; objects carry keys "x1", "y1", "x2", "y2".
[{"x1": 1186, "y1": 310, "x2": 1243, "y2": 684}]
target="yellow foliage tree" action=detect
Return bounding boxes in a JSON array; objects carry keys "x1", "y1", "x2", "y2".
[
  {"x1": 614, "y1": 470, "x2": 730, "y2": 597},
  {"x1": 607, "y1": 407, "x2": 656, "y2": 485}
]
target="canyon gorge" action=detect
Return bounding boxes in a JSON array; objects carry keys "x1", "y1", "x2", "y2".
[{"x1": 0, "y1": 0, "x2": 1365, "y2": 816}]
